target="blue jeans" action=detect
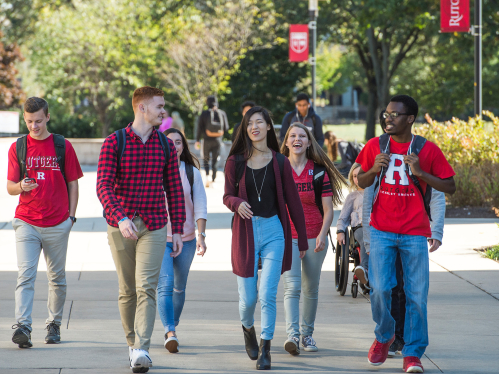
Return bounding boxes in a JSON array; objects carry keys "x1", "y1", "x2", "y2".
[
  {"x1": 369, "y1": 228, "x2": 429, "y2": 358},
  {"x1": 283, "y1": 238, "x2": 327, "y2": 339},
  {"x1": 157, "y1": 238, "x2": 197, "y2": 333},
  {"x1": 237, "y1": 215, "x2": 285, "y2": 341}
]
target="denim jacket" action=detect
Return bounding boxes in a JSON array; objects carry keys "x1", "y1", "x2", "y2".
[{"x1": 362, "y1": 177, "x2": 446, "y2": 252}]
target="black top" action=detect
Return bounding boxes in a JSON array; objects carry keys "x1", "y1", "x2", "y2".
[{"x1": 245, "y1": 161, "x2": 278, "y2": 218}]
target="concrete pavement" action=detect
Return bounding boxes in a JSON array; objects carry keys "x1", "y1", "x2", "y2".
[{"x1": 0, "y1": 165, "x2": 499, "y2": 373}]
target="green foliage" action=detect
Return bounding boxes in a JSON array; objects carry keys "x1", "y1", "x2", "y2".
[
  {"x1": 414, "y1": 112, "x2": 499, "y2": 165},
  {"x1": 219, "y1": 0, "x2": 310, "y2": 128},
  {"x1": 414, "y1": 112, "x2": 499, "y2": 207},
  {"x1": 484, "y1": 245, "x2": 499, "y2": 262}
]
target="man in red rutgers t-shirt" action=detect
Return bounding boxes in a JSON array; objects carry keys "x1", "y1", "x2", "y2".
[
  {"x1": 7, "y1": 97, "x2": 83, "y2": 349},
  {"x1": 356, "y1": 95, "x2": 455, "y2": 373}
]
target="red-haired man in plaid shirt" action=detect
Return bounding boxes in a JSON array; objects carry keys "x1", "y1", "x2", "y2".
[{"x1": 97, "y1": 86, "x2": 185, "y2": 373}]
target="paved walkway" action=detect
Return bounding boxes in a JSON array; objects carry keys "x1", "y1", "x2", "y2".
[{"x1": 1, "y1": 165, "x2": 499, "y2": 373}]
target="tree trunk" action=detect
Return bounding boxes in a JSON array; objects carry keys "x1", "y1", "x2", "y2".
[
  {"x1": 365, "y1": 83, "x2": 378, "y2": 141},
  {"x1": 98, "y1": 107, "x2": 110, "y2": 138}
]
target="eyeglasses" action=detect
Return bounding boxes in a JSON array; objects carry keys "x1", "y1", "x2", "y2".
[{"x1": 383, "y1": 112, "x2": 410, "y2": 120}]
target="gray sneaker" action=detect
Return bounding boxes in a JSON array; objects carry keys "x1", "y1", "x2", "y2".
[
  {"x1": 45, "y1": 322, "x2": 61, "y2": 344},
  {"x1": 284, "y1": 336, "x2": 300, "y2": 355},
  {"x1": 302, "y1": 336, "x2": 318, "y2": 352}
]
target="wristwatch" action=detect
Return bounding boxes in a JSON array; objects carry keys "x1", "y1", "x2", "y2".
[
  {"x1": 198, "y1": 232, "x2": 207, "y2": 238},
  {"x1": 336, "y1": 230, "x2": 344, "y2": 234},
  {"x1": 69, "y1": 216, "x2": 77, "y2": 224}
]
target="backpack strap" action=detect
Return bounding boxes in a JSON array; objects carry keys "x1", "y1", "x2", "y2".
[
  {"x1": 185, "y1": 162, "x2": 194, "y2": 202},
  {"x1": 115, "y1": 128, "x2": 127, "y2": 169},
  {"x1": 52, "y1": 134, "x2": 67, "y2": 185},
  {"x1": 372, "y1": 133, "x2": 391, "y2": 203},
  {"x1": 405, "y1": 135, "x2": 432, "y2": 221},
  {"x1": 16, "y1": 135, "x2": 28, "y2": 181},
  {"x1": 312, "y1": 162, "x2": 335, "y2": 251},
  {"x1": 157, "y1": 131, "x2": 171, "y2": 192},
  {"x1": 312, "y1": 162, "x2": 326, "y2": 217}
]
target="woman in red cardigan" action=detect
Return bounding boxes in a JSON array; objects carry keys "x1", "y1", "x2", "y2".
[{"x1": 224, "y1": 107, "x2": 308, "y2": 370}]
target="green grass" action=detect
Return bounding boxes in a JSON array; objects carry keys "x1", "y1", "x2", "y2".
[
  {"x1": 323, "y1": 123, "x2": 384, "y2": 142},
  {"x1": 484, "y1": 245, "x2": 499, "y2": 261}
]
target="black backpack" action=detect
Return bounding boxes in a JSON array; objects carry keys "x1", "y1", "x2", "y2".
[
  {"x1": 103, "y1": 128, "x2": 171, "y2": 218},
  {"x1": 373, "y1": 133, "x2": 432, "y2": 221},
  {"x1": 16, "y1": 133, "x2": 67, "y2": 185},
  {"x1": 311, "y1": 162, "x2": 335, "y2": 250}
]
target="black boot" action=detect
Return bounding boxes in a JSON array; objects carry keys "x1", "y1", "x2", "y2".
[
  {"x1": 242, "y1": 325, "x2": 259, "y2": 360},
  {"x1": 256, "y1": 339, "x2": 271, "y2": 370}
]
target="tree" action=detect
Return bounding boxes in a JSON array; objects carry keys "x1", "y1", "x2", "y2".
[
  {"x1": 323, "y1": 0, "x2": 439, "y2": 139},
  {"x1": 156, "y1": 0, "x2": 279, "y2": 117},
  {"x1": 0, "y1": 31, "x2": 25, "y2": 109},
  {"x1": 26, "y1": 0, "x2": 157, "y2": 136},
  {"x1": 219, "y1": 0, "x2": 311, "y2": 127}
]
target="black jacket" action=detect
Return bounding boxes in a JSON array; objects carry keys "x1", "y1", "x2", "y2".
[
  {"x1": 280, "y1": 107, "x2": 324, "y2": 146},
  {"x1": 196, "y1": 109, "x2": 229, "y2": 141}
]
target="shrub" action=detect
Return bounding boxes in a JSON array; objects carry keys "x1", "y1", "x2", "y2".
[
  {"x1": 484, "y1": 245, "x2": 499, "y2": 262},
  {"x1": 414, "y1": 112, "x2": 499, "y2": 165},
  {"x1": 414, "y1": 112, "x2": 499, "y2": 208}
]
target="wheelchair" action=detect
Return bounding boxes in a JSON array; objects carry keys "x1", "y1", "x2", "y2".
[{"x1": 334, "y1": 226, "x2": 369, "y2": 298}]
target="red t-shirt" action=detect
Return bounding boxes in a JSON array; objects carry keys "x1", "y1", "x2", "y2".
[
  {"x1": 289, "y1": 159, "x2": 333, "y2": 239},
  {"x1": 356, "y1": 136, "x2": 455, "y2": 237},
  {"x1": 7, "y1": 134, "x2": 84, "y2": 227}
]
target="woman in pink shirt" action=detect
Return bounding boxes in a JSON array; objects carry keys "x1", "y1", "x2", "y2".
[
  {"x1": 281, "y1": 123, "x2": 346, "y2": 355},
  {"x1": 157, "y1": 128, "x2": 207, "y2": 353}
]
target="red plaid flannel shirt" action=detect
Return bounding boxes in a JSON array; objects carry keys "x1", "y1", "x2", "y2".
[{"x1": 97, "y1": 124, "x2": 185, "y2": 233}]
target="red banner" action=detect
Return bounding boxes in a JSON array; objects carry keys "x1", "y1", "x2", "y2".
[
  {"x1": 441, "y1": 0, "x2": 470, "y2": 33},
  {"x1": 289, "y1": 24, "x2": 309, "y2": 62}
]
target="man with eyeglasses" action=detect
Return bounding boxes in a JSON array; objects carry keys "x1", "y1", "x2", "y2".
[{"x1": 356, "y1": 95, "x2": 456, "y2": 373}]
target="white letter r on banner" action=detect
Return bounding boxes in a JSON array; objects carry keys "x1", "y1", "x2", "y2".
[{"x1": 37, "y1": 172, "x2": 45, "y2": 180}]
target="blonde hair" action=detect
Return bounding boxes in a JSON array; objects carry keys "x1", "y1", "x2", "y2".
[
  {"x1": 281, "y1": 123, "x2": 346, "y2": 206},
  {"x1": 348, "y1": 162, "x2": 362, "y2": 191}
]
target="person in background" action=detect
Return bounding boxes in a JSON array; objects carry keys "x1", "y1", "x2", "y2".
[
  {"x1": 223, "y1": 107, "x2": 308, "y2": 370},
  {"x1": 280, "y1": 93, "x2": 324, "y2": 147},
  {"x1": 7, "y1": 97, "x2": 83, "y2": 348},
  {"x1": 195, "y1": 96, "x2": 229, "y2": 187},
  {"x1": 157, "y1": 128, "x2": 207, "y2": 354},
  {"x1": 324, "y1": 131, "x2": 338, "y2": 161},
  {"x1": 232, "y1": 101, "x2": 256, "y2": 142},
  {"x1": 158, "y1": 109, "x2": 173, "y2": 133},
  {"x1": 170, "y1": 111, "x2": 185, "y2": 134},
  {"x1": 280, "y1": 123, "x2": 345, "y2": 355}
]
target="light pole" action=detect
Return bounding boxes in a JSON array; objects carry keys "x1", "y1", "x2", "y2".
[
  {"x1": 309, "y1": 0, "x2": 318, "y2": 110},
  {"x1": 474, "y1": 0, "x2": 482, "y2": 119}
]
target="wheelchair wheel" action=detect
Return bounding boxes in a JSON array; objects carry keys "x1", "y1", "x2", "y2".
[
  {"x1": 335, "y1": 234, "x2": 349, "y2": 296},
  {"x1": 351, "y1": 282, "x2": 358, "y2": 298}
]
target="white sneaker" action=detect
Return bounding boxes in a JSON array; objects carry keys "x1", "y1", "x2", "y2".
[
  {"x1": 164, "y1": 333, "x2": 179, "y2": 353},
  {"x1": 130, "y1": 348, "x2": 152, "y2": 373}
]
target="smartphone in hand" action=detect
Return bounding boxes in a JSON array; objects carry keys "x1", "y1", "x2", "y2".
[{"x1": 24, "y1": 178, "x2": 36, "y2": 184}]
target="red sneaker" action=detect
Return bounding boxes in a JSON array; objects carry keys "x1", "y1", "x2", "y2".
[
  {"x1": 368, "y1": 336, "x2": 395, "y2": 366},
  {"x1": 403, "y1": 356, "x2": 424, "y2": 373}
]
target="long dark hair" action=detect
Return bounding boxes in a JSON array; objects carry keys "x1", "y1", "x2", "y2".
[
  {"x1": 228, "y1": 106, "x2": 280, "y2": 160},
  {"x1": 281, "y1": 123, "x2": 346, "y2": 206},
  {"x1": 163, "y1": 128, "x2": 200, "y2": 169}
]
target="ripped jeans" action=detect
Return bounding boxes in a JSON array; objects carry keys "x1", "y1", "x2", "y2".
[{"x1": 157, "y1": 238, "x2": 197, "y2": 333}]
